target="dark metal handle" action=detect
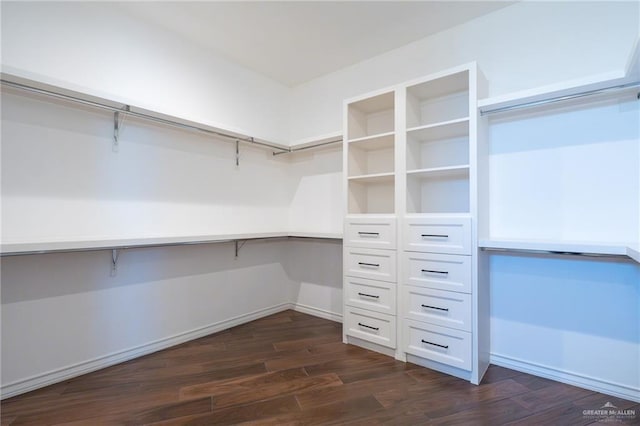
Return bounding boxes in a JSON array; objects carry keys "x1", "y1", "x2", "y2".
[
  {"x1": 421, "y1": 234, "x2": 448, "y2": 238},
  {"x1": 358, "y1": 262, "x2": 380, "y2": 267},
  {"x1": 421, "y1": 304, "x2": 449, "y2": 312},
  {"x1": 358, "y1": 322, "x2": 379, "y2": 331},
  {"x1": 421, "y1": 339, "x2": 448, "y2": 349},
  {"x1": 421, "y1": 269, "x2": 448, "y2": 275},
  {"x1": 358, "y1": 292, "x2": 380, "y2": 299},
  {"x1": 358, "y1": 232, "x2": 380, "y2": 236}
]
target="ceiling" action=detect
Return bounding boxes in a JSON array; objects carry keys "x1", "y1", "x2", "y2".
[{"x1": 117, "y1": 1, "x2": 514, "y2": 87}]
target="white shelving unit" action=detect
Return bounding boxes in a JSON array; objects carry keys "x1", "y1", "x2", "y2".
[
  {"x1": 345, "y1": 90, "x2": 397, "y2": 215},
  {"x1": 343, "y1": 63, "x2": 489, "y2": 385},
  {"x1": 405, "y1": 72, "x2": 472, "y2": 216},
  {"x1": 400, "y1": 64, "x2": 487, "y2": 385},
  {"x1": 343, "y1": 88, "x2": 399, "y2": 358}
]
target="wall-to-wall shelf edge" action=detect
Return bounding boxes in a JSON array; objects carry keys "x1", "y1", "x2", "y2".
[
  {"x1": 479, "y1": 238, "x2": 639, "y2": 262},
  {"x1": 0, "y1": 232, "x2": 343, "y2": 257}
]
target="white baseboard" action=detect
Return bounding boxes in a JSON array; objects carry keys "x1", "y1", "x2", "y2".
[
  {"x1": 490, "y1": 353, "x2": 640, "y2": 403},
  {"x1": 291, "y1": 303, "x2": 343, "y2": 323},
  {"x1": 1, "y1": 303, "x2": 291, "y2": 400}
]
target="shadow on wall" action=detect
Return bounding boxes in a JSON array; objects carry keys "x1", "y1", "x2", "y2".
[
  {"x1": 283, "y1": 239, "x2": 343, "y2": 316},
  {"x1": 0, "y1": 240, "x2": 290, "y2": 304},
  {"x1": 490, "y1": 252, "x2": 640, "y2": 342}
]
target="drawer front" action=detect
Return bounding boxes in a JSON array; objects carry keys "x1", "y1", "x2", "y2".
[
  {"x1": 404, "y1": 217, "x2": 471, "y2": 255},
  {"x1": 345, "y1": 277, "x2": 396, "y2": 315},
  {"x1": 344, "y1": 306, "x2": 396, "y2": 348},
  {"x1": 404, "y1": 319, "x2": 471, "y2": 371},
  {"x1": 403, "y1": 286, "x2": 471, "y2": 332},
  {"x1": 345, "y1": 247, "x2": 397, "y2": 283},
  {"x1": 404, "y1": 252, "x2": 471, "y2": 293},
  {"x1": 345, "y1": 217, "x2": 396, "y2": 249}
]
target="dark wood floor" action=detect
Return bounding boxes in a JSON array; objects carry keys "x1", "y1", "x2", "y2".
[{"x1": 2, "y1": 310, "x2": 638, "y2": 425}]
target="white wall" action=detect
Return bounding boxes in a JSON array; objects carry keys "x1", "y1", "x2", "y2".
[
  {"x1": 1, "y1": 90, "x2": 291, "y2": 242},
  {"x1": 0, "y1": 1, "x2": 290, "y2": 143},
  {"x1": 490, "y1": 254, "x2": 640, "y2": 398},
  {"x1": 289, "y1": 1, "x2": 640, "y2": 142},
  {"x1": 1, "y1": 240, "x2": 296, "y2": 396}
]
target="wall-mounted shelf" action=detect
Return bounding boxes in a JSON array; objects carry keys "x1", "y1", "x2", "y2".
[
  {"x1": 480, "y1": 239, "x2": 640, "y2": 263},
  {"x1": 478, "y1": 72, "x2": 640, "y2": 116},
  {"x1": 0, "y1": 231, "x2": 343, "y2": 257}
]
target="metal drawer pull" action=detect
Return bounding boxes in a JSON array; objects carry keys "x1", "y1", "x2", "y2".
[
  {"x1": 358, "y1": 262, "x2": 380, "y2": 267},
  {"x1": 358, "y1": 292, "x2": 380, "y2": 299},
  {"x1": 358, "y1": 232, "x2": 380, "y2": 236},
  {"x1": 358, "y1": 322, "x2": 379, "y2": 331},
  {"x1": 421, "y1": 304, "x2": 449, "y2": 312},
  {"x1": 421, "y1": 269, "x2": 448, "y2": 275},
  {"x1": 421, "y1": 234, "x2": 448, "y2": 238},
  {"x1": 421, "y1": 339, "x2": 448, "y2": 349}
]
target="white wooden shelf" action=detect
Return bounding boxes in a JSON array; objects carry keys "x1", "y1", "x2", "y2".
[
  {"x1": 406, "y1": 117, "x2": 469, "y2": 138},
  {"x1": 1, "y1": 231, "x2": 343, "y2": 256},
  {"x1": 479, "y1": 238, "x2": 640, "y2": 263},
  {"x1": 406, "y1": 165, "x2": 470, "y2": 178},
  {"x1": 348, "y1": 172, "x2": 395, "y2": 184},
  {"x1": 478, "y1": 71, "x2": 639, "y2": 115},
  {"x1": 347, "y1": 131, "x2": 395, "y2": 145}
]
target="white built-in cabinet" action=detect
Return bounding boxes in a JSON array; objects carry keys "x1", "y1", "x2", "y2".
[{"x1": 343, "y1": 63, "x2": 490, "y2": 384}]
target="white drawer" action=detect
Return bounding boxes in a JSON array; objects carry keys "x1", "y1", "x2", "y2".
[
  {"x1": 403, "y1": 286, "x2": 471, "y2": 332},
  {"x1": 344, "y1": 306, "x2": 396, "y2": 349},
  {"x1": 345, "y1": 277, "x2": 396, "y2": 315},
  {"x1": 344, "y1": 247, "x2": 396, "y2": 283},
  {"x1": 404, "y1": 217, "x2": 471, "y2": 255},
  {"x1": 344, "y1": 217, "x2": 396, "y2": 249},
  {"x1": 404, "y1": 319, "x2": 471, "y2": 371},
  {"x1": 404, "y1": 252, "x2": 471, "y2": 293}
]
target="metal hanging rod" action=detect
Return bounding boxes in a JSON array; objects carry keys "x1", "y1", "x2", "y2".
[
  {"x1": 480, "y1": 80, "x2": 640, "y2": 116},
  {"x1": 1, "y1": 78, "x2": 290, "y2": 153},
  {"x1": 272, "y1": 138, "x2": 343, "y2": 156}
]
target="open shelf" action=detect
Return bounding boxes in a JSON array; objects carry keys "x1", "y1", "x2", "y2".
[
  {"x1": 0, "y1": 232, "x2": 344, "y2": 256},
  {"x1": 348, "y1": 177, "x2": 395, "y2": 214},
  {"x1": 479, "y1": 238, "x2": 639, "y2": 263},
  {"x1": 407, "y1": 167, "x2": 470, "y2": 214},
  {"x1": 406, "y1": 119, "x2": 469, "y2": 171},
  {"x1": 348, "y1": 172, "x2": 395, "y2": 184},
  {"x1": 348, "y1": 132, "x2": 395, "y2": 176},
  {"x1": 407, "y1": 71, "x2": 469, "y2": 128},
  {"x1": 347, "y1": 91, "x2": 395, "y2": 140}
]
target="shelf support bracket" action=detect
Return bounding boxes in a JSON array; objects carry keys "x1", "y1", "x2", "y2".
[
  {"x1": 234, "y1": 240, "x2": 247, "y2": 258},
  {"x1": 235, "y1": 139, "x2": 240, "y2": 166},
  {"x1": 111, "y1": 249, "x2": 120, "y2": 276},
  {"x1": 113, "y1": 106, "x2": 130, "y2": 152},
  {"x1": 113, "y1": 111, "x2": 120, "y2": 152}
]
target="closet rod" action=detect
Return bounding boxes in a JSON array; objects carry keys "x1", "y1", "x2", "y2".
[
  {"x1": 272, "y1": 138, "x2": 343, "y2": 156},
  {"x1": 480, "y1": 80, "x2": 640, "y2": 116},
  {"x1": 0, "y1": 79, "x2": 290, "y2": 153}
]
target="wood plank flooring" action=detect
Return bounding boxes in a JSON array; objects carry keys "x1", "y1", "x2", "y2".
[{"x1": 2, "y1": 310, "x2": 638, "y2": 425}]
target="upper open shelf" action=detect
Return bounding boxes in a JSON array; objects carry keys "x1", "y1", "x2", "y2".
[
  {"x1": 347, "y1": 91, "x2": 395, "y2": 140},
  {"x1": 407, "y1": 70, "x2": 470, "y2": 128}
]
